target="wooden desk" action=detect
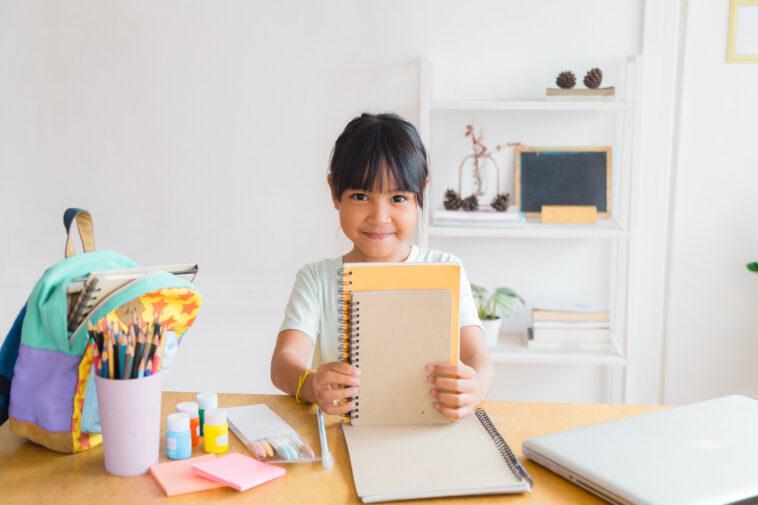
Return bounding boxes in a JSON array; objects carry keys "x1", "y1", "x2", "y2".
[{"x1": 1, "y1": 393, "x2": 664, "y2": 505}]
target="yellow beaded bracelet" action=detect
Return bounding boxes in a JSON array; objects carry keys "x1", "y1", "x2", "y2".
[{"x1": 295, "y1": 368, "x2": 315, "y2": 404}]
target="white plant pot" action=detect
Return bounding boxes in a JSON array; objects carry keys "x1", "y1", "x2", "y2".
[{"x1": 481, "y1": 318, "x2": 503, "y2": 347}]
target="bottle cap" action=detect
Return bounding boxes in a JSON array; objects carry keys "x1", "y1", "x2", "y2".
[
  {"x1": 176, "y1": 402, "x2": 199, "y2": 419},
  {"x1": 204, "y1": 408, "x2": 226, "y2": 427},
  {"x1": 196, "y1": 392, "x2": 218, "y2": 410},
  {"x1": 167, "y1": 412, "x2": 190, "y2": 432}
]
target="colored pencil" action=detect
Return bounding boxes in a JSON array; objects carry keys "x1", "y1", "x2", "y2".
[
  {"x1": 110, "y1": 325, "x2": 119, "y2": 380},
  {"x1": 136, "y1": 359, "x2": 145, "y2": 379},
  {"x1": 106, "y1": 333, "x2": 115, "y2": 379},
  {"x1": 152, "y1": 334, "x2": 162, "y2": 374},
  {"x1": 100, "y1": 348, "x2": 109, "y2": 379},
  {"x1": 133, "y1": 332, "x2": 145, "y2": 379},
  {"x1": 123, "y1": 343, "x2": 135, "y2": 382},
  {"x1": 118, "y1": 331, "x2": 128, "y2": 380},
  {"x1": 144, "y1": 360, "x2": 152, "y2": 377}
]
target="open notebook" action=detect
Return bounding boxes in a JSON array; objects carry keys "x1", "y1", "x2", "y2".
[
  {"x1": 67, "y1": 263, "x2": 198, "y2": 331},
  {"x1": 343, "y1": 411, "x2": 532, "y2": 502},
  {"x1": 337, "y1": 263, "x2": 532, "y2": 502}
]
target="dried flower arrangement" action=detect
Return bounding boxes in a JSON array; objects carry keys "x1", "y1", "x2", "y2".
[{"x1": 444, "y1": 124, "x2": 511, "y2": 212}]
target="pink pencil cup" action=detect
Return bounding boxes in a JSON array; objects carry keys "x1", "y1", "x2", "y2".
[{"x1": 95, "y1": 372, "x2": 162, "y2": 476}]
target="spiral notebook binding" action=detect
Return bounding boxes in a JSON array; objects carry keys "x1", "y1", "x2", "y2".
[
  {"x1": 474, "y1": 408, "x2": 533, "y2": 487},
  {"x1": 67, "y1": 285, "x2": 102, "y2": 331},
  {"x1": 337, "y1": 267, "x2": 360, "y2": 422}
]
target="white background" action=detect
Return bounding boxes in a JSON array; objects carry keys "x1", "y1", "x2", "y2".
[{"x1": 1, "y1": 1, "x2": 755, "y2": 404}]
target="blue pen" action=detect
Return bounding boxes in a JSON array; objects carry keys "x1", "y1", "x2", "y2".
[{"x1": 316, "y1": 409, "x2": 333, "y2": 469}]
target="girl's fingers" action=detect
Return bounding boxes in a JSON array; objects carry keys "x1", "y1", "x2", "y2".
[
  {"x1": 321, "y1": 387, "x2": 359, "y2": 402},
  {"x1": 321, "y1": 362, "x2": 361, "y2": 377},
  {"x1": 433, "y1": 390, "x2": 477, "y2": 409},
  {"x1": 428, "y1": 375, "x2": 476, "y2": 394},
  {"x1": 434, "y1": 402, "x2": 472, "y2": 421},
  {"x1": 317, "y1": 370, "x2": 360, "y2": 388},
  {"x1": 320, "y1": 399, "x2": 355, "y2": 416},
  {"x1": 426, "y1": 363, "x2": 475, "y2": 379}
]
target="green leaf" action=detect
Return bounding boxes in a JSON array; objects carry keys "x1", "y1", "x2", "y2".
[{"x1": 748, "y1": 262, "x2": 758, "y2": 273}]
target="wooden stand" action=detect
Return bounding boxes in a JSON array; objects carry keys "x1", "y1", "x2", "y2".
[{"x1": 541, "y1": 205, "x2": 598, "y2": 224}]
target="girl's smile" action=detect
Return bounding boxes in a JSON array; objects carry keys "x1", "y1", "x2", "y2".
[
  {"x1": 331, "y1": 176, "x2": 419, "y2": 263},
  {"x1": 361, "y1": 230, "x2": 396, "y2": 241}
]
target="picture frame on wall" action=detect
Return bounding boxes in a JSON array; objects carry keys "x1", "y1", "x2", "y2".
[{"x1": 727, "y1": 0, "x2": 758, "y2": 63}]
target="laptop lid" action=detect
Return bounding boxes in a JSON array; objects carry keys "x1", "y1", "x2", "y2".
[{"x1": 523, "y1": 395, "x2": 758, "y2": 505}]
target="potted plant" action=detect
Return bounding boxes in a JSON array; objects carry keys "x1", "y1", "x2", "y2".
[{"x1": 471, "y1": 284, "x2": 525, "y2": 346}]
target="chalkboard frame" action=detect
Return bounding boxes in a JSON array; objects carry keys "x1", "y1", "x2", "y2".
[{"x1": 514, "y1": 146, "x2": 612, "y2": 219}]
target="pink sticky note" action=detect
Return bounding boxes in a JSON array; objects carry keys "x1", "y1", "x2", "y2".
[
  {"x1": 150, "y1": 455, "x2": 225, "y2": 496},
  {"x1": 191, "y1": 452, "x2": 286, "y2": 492}
]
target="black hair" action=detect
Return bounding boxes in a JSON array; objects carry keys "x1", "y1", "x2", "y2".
[{"x1": 329, "y1": 112, "x2": 428, "y2": 208}]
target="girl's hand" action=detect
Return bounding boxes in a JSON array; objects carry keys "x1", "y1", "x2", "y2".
[
  {"x1": 426, "y1": 363, "x2": 483, "y2": 421},
  {"x1": 307, "y1": 361, "x2": 361, "y2": 415}
]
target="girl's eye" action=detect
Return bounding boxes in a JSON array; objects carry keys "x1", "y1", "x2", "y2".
[
  {"x1": 392, "y1": 195, "x2": 408, "y2": 203},
  {"x1": 350, "y1": 193, "x2": 368, "y2": 201}
]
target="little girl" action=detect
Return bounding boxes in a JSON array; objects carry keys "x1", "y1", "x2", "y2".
[{"x1": 270, "y1": 113, "x2": 494, "y2": 420}]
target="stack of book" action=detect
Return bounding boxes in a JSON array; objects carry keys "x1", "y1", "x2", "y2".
[
  {"x1": 432, "y1": 208, "x2": 525, "y2": 228},
  {"x1": 526, "y1": 308, "x2": 612, "y2": 352}
]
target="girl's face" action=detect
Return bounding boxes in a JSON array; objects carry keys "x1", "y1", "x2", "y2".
[{"x1": 331, "y1": 176, "x2": 419, "y2": 262}]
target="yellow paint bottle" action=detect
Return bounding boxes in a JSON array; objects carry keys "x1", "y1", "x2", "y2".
[{"x1": 203, "y1": 408, "x2": 229, "y2": 454}]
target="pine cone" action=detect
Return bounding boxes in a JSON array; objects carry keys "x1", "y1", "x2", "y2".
[
  {"x1": 556, "y1": 71, "x2": 576, "y2": 89},
  {"x1": 461, "y1": 195, "x2": 479, "y2": 212},
  {"x1": 443, "y1": 188, "x2": 463, "y2": 210},
  {"x1": 583, "y1": 68, "x2": 603, "y2": 89},
  {"x1": 490, "y1": 193, "x2": 511, "y2": 212}
]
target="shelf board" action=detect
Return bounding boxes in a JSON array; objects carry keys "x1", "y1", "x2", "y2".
[
  {"x1": 427, "y1": 219, "x2": 627, "y2": 239},
  {"x1": 429, "y1": 99, "x2": 632, "y2": 112},
  {"x1": 488, "y1": 331, "x2": 626, "y2": 366}
]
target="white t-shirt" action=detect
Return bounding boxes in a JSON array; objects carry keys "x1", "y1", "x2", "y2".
[{"x1": 278, "y1": 245, "x2": 482, "y2": 365}]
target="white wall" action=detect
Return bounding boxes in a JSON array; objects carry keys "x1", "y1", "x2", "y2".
[
  {"x1": 0, "y1": 1, "x2": 642, "y2": 398},
  {"x1": 662, "y1": 0, "x2": 758, "y2": 404}
]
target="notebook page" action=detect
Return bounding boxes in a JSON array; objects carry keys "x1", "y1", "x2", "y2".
[{"x1": 343, "y1": 414, "x2": 528, "y2": 501}]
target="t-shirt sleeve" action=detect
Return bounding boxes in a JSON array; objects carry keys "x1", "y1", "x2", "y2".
[
  {"x1": 459, "y1": 264, "x2": 483, "y2": 329},
  {"x1": 278, "y1": 265, "x2": 320, "y2": 343}
]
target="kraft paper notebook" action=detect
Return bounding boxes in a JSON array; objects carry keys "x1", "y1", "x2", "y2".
[
  {"x1": 342, "y1": 411, "x2": 532, "y2": 502},
  {"x1": 337, "y1": 263, "x2": 532, "y2": 502}
]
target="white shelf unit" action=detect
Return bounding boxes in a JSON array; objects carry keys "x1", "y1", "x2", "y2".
[
  {"x1": 430, "y1": 99, "x2": 633, "y2": 112},
  {"x1": 489, "y1": 331, "x2": 626, "y2": 366},
  {"x1": 426, "y1": 219, "x2": 627, "y2": 240},
  {"x1": 418, "y1": 56, "x2": 641, "y2": 403}
]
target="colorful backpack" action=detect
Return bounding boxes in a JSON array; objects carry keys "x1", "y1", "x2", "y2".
[{"x1": 0, "y1": 209, "x2": 201, "y2": 453}]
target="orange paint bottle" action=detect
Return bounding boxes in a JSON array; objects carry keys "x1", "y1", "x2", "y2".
[{"x1": 176, "y1": 402, "x2": 201, "y2": 448}]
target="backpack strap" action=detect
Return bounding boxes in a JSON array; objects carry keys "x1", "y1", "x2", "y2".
[{"x1": 64, "y1": 208, "x2": 96, "y2": 258}]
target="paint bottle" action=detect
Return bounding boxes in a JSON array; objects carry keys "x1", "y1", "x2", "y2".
[
  {"x1": 176, "y1": 401, "x2": 201, "y2": 448},
  {"x1": 196, "y1": 392, "x2": 218, "y2": 436},
  {"x1": 166, "y1": 413, "x2": 192, "y2": 460},
  {"x1": 203, "y1": 408, "x2": 229, "y2": 454}
]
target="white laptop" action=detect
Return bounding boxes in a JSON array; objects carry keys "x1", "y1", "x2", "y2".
[{"x1": 523, "y1": 395, "x2": 758, "y2": 505}]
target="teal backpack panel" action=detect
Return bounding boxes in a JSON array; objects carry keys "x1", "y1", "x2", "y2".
[{"x1": 21, "y1": 250, "x2": 137, "y2": 355}]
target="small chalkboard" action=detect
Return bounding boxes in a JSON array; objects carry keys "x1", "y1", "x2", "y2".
[{"x1": 514, "y1": 146, "x2": 611, "y2": 218}]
